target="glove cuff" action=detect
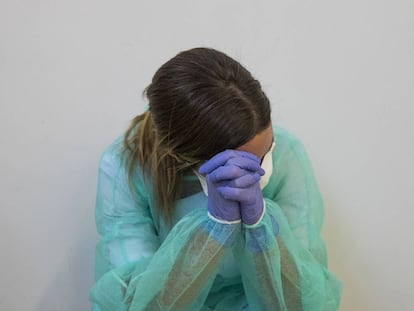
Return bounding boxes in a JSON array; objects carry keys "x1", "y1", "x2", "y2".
[{"x1": 207, "y1": 211, "x2": 242, "y2": 224}]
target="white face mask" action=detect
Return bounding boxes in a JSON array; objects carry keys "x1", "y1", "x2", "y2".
[
  {"x1": 195, "y1": 142, "x2": 275, "y2": 196},
  {"x1": 259, "y1": 141, "x2": 275, "y2": 189}
]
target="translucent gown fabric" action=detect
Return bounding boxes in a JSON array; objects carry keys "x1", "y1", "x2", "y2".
[{"x1": 89, "y1": 127, "x2": 342, "y2": 311}]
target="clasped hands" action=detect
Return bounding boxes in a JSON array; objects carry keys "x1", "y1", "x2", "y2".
[{"x1": 199, "y1": 150, "x2": 265, "y2": 226}]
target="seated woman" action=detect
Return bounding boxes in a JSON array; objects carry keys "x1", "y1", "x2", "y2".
[{"x1": 89, "y1": 47, "x2": 342, "y2": 310}]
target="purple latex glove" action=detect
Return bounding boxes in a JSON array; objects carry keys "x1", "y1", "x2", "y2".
[
  {"x1": 199, "y1": 150, "x2": 265, "y2": 224},
  {"x1": 217, "y1": 177, "x2": 264, "y2": 226},
  {"x1": 199, "y1": 150, "x2": 264, "y2": 176},
  {"x1": 204, "y1": 173, "x2": 241, "y2": 223}
]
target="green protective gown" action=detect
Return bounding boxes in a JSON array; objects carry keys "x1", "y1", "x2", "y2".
[{"x1": 89, "y1": 127, "x2": 342, "y2": 311}]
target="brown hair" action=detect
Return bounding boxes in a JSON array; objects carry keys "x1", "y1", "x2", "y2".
[{"x1": 124, "y1": 47, "x2": 271, "y2": 221}]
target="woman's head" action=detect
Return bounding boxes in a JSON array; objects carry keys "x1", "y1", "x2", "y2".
[
  {"x1": 124, "y1": 47, "x2": 272, "y2": 221},
  {"x1": 146, "y1": 47, "x2": 271, "y2": 165}
]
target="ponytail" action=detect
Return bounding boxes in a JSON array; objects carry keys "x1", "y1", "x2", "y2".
[{"x1": 123, "y1": 110, "x2": 197, "y2": 223}]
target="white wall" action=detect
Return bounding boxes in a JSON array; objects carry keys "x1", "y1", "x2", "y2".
[{"x1": 1, "y1": 1, "x2": 413, "y2": 310}]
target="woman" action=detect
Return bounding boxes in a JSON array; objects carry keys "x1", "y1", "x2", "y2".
[{"x1": 89, "y1": 47, "x2": 342, "y2": 310}]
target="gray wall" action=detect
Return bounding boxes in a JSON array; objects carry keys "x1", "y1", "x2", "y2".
[{"x1": 1, "y1": 1, "x2": 413, "y2": 310}]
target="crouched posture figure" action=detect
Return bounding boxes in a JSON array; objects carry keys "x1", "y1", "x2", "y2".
[{"x1": 89, "y1": 47, "x2": 342, "y2": 311}]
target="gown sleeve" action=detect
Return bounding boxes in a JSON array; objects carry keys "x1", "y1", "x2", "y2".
[
  {"x1": 89, "y1": 140, "x2": 241, "y2": 311},
  {"x1": 234, "y1": 129, "x2": 342, "y2": 311}
]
